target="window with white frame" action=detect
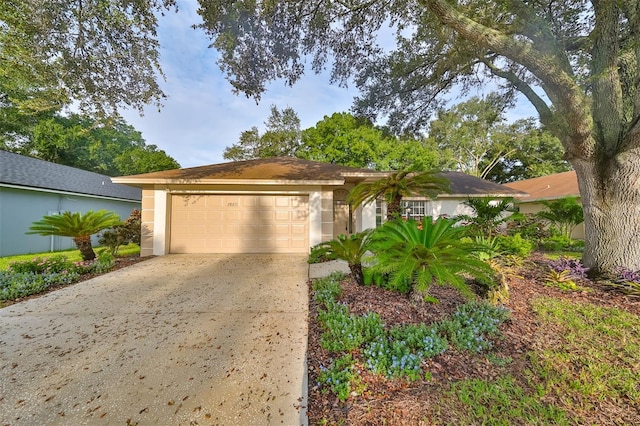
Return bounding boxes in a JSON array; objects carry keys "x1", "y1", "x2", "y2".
[{"x1": 402, "y1": 200, "x2": 428, "y2": 221}]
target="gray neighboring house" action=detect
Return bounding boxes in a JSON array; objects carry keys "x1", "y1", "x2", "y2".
[{"x1": 0, "y1": 150, "x2": 141, "y2": 257}]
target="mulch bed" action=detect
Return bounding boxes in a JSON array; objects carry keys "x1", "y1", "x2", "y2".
[{"x1": 306, "y1": 252, "x2": 640, "y2": 425}]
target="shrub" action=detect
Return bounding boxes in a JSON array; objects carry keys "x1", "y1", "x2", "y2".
[
  {"x1": 319, "y1": 354, "x2": 364, "y2": 401},
  {"x1": 458, "y1": 197, "x2": 517, "y2": 237},
  {"x1": 541, "y1": 234, "x2": 573, "y2": 251},
  {"x1": 506, "y1": 213, "x2": 550, "y2": 240},
  {"x1": 43, "y1": 271, "x2": 81, "y2": 286},
  {"x1": 9, "y1": 255, "x2": 73, "y2": 275},
  {"x1": 369, "y1": 217, "x2": 494, "y2": 302},
  {"x1": 0, "y1": 272, "x2": 47, "y2": 300},
  {"x1": 364, "y1": 337, "x2": 424, "y2": 381},
  {"x1": 364, "y1": 323, "x2": 447, "y2": 381},
  {"x1": 93, "y1": 251, "x2": 115, "y2": 273},
  {"x1": 308, "y1": 243, "x2": 339, "y2": 264},
  {"x1": 98, "y1": 209, "x2": 141, "y2": 255},
  {"x1": 438, "y1": 301, "x2": 510, "y2": 353},
  {"x1": 363, "y1": 268, "x2": 411, "y2": 293},
  {"x1": 317, "y1": 230, "x2": 373, "y2": 285},
  {"x1": 536, "y1": 196, "x2": 584, "y2": 240},
  {"x1": 312, "y1": 274, "x2": 343, "y2": 307},
  {"x1": 496, "y1": 233, "x2": 535, "y2": 258},
  {"x1": 472, "y1": 236, "x2": 502, "y2": 261},
  {"x1": 319, "y1": 304, "x2": 385, "y2": 352},
  {"x1": 548, "y1": 256, "x2": 589, "y2": 279}
]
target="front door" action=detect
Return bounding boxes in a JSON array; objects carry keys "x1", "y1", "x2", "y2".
[
  {"x1": 333, "y1": 200, "x2": 350, "y2": 237},
  {"x1": 333, "y1": 189, "x2": 351, "y2": 237}
]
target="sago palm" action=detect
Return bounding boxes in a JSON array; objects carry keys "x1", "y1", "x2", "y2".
[
  {"x1": 348, "y1": 169, "x2": 450, "y2": 221},
  {"x1": 28, "y1": 210, "x2": 122, "y2": 261},
  {"x1": 460, "y1": 196, "x2": 517, "y2": 237},
  {"x1": 318, "y1": 230, "x2": 373, "y2": 285},
  {"x1": 369, "y1": 217, "x2": 494, "y2": 302}
]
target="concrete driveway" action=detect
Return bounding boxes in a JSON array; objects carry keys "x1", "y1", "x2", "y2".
[{"x1": 0, "y1": 254, "x2": 309, "y2": 425}]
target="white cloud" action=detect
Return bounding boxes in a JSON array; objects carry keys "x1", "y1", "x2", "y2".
[
  {"x1": 122, "y1": 1, "x2": 539, "y2": 169},
  {"x1": 121, "y1": 1, "x2": 356, "y2": 168}
]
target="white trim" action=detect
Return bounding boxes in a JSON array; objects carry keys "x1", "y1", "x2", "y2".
[
  {"x1": 435, "y1": 193, "x2": 529, "y2": 199},
  {"x1": 153, "y1": 190, "x2": 168, "y2": 256},
  {"x1": 112, "y1": 178, "x2": 345, "y2": 186},
  {"x1": 0, "y1": 183, "x2": 140, "y2": 203},
  {"x1": 308, "y1": 191, "x2": 322, "y2": 248},
  {"x1": 164, "y1": 189, "x2": 311, "y2": 195}
]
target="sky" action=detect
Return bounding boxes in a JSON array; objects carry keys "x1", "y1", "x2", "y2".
[{"x1": 121, "y1": 1, "x2": 536, "y2": 169}]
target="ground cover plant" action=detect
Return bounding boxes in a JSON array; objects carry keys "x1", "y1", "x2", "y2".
[
  {"x1": 307, "y1": 252, "x2": 640, "y2": 425},
  {"x1": 0, "y1": 244, "x2": 143, "y2": 305}
]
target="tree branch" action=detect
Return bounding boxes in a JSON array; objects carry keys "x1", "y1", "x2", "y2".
[
  {"x1": 481, "y1": 59, "x2": 555, "y2": 127},
  {"x1": 420, "y1": 0, "x2": 593, "y2": 158}
]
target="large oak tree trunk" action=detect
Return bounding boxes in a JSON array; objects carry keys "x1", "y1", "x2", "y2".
[{"x1": 573, "y1": 138, "x2": 640, "y2": 275}]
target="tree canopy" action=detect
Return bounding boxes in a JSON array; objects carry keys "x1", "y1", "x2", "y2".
[
  {"x1": 426, "y1": 96, "x2": 570, "y2": 182},
  {"x1": 223, "y1": 105, "x2": 302, "y2": 160},
  {"x1": 0, "y1": 0, "x2": 171, "y2": 116},
  {"x1": 3, "y1": 113, "x2": 179, "y2": 176},
  {"x1": 6, "y1": 2, "x2": 640, "y2": 273},
  {"x1": 198, "y1": 1, "x2": 640, "y2": 274}
]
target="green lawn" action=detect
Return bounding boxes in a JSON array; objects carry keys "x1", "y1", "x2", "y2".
[{"x1": 0, "y1": 244, "x2": 140, "y2": 271}]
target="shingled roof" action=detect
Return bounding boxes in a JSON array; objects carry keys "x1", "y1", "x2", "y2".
[
  {"x1": 503, "y1": 171, "x2": 578, "y2": 201},
  {"x1": 112, "y1": 157, "x2": 527, "y2": 198},
  {"x1": 112, "y1": 156, "x2": 382, "y2": 184},
  {"x1": 0, "y1": 150, "x2": 141, "y2": 201}
]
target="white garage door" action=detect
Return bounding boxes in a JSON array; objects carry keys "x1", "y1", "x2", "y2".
[{"x1": 170, "y1": 194, "x2": 309, "y2": 253}]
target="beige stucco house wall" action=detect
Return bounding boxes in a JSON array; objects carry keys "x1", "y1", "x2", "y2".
[
  {"x1": 113, "y1": 159, "x2": 527, "y2": 256},
  {"x1": 114, "y1": 158, "x2": 380, "y2": 256},
  {"x1": 504, "y1": 171, "x2": 584, "y2": 239}
]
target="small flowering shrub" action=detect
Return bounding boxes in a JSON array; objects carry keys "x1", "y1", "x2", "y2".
[
  {"x1": 318, "y1": 354, "x2": 364, "y2": 401},
  {"x1": 439, "y1": 301, "x2": 510, "y2": 353},
  {"x1": 319, "y1": 304, "x2": 385, "y2": 352},
  {"x1": 93, "y1": 251, "x2": 115, "y2": 273},
  {"x1": 311, "y1": 274, "x2": 510, "y2": 400},
  {"x1": 1, "y1": 252, "x2": 118, "y2": 301},
  {"x1": 312, "y1": 274, "x2": 344, "y2": 307},
  {"x1": 9, "y1": 255, "x2": 74, "y2": 275},
  {"x1": 548, "y1": 256, "x2": 589, "y2": 279},
  {"x1": 364, "y1": 324, "x2": 447, "y2": 381},
  {"x1": 0, "y1": 272, "x2": 47, "y2": 300},
  {"x1": 43, "y1": 271, "x2": 81, "y2": 286}
]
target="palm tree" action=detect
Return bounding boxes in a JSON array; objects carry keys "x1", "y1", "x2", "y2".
[
  {"x1": 369, "y1": 217, "x2": 494, "y2": 302},
  {"x1": 318, "y1": 230, "x2": 373, "y2": 285},
  {"x1": 348, "y1": 169, "x2": 450, "y2": 221},
  {"x1": 460, "y1": 197, "x2": 517, "y2": 237},
  {"x1": 536, "y1": 196, "x2": 584, "y2": 239},
  {"x1": 28, "y1": 210, "x2": 122, "y2": 261}
]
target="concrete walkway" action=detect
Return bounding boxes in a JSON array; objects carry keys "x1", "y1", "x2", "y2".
[{"x1": 0, "y1": 254, "x2": 308, "y2": 425}]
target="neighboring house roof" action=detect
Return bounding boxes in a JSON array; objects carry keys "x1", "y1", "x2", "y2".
[
  {"x1": 0, "y1": 150, "x2": 141, "y2": 201},
  {"x1": 113, "y1": 157, "x2": 527, "y2": 198},
  {"x1": 503, "y1": 170, "x2": 578, "y2": 201}
]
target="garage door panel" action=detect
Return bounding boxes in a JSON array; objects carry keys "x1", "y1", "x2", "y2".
[
  {"x1": 206, "y1": 211, "x2": 223, "y2": 221},
  {"x1": 170, "y1": 194, "x2": 308, "y2": 253}
]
